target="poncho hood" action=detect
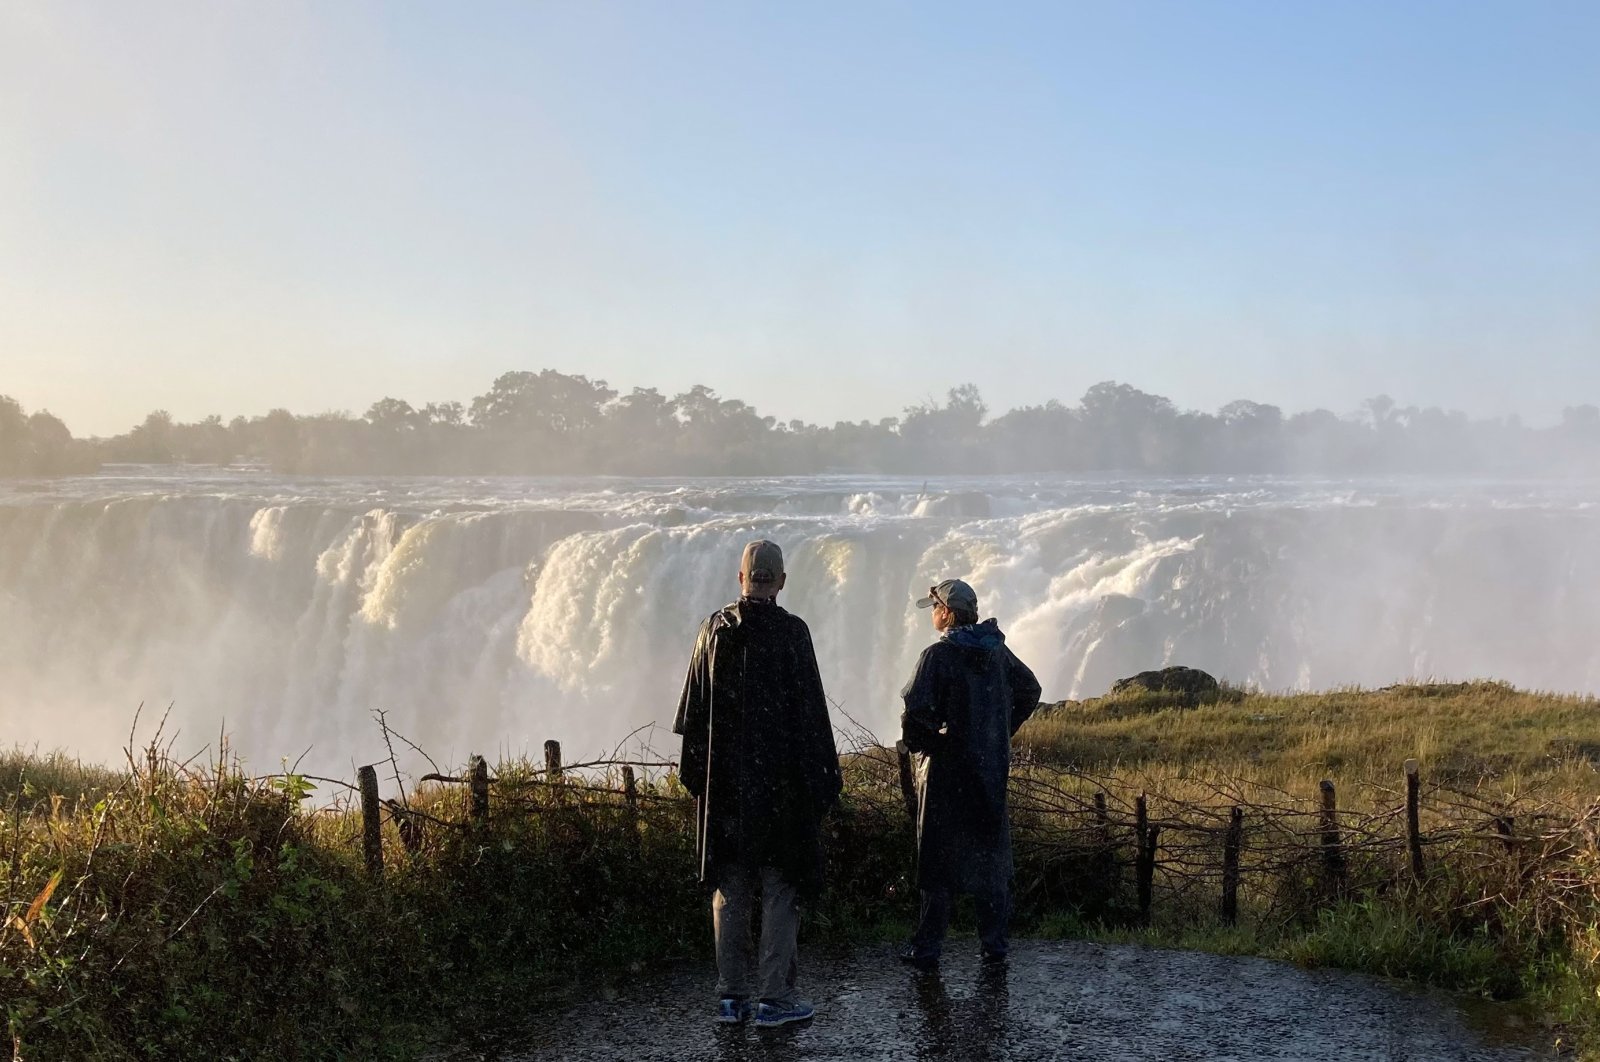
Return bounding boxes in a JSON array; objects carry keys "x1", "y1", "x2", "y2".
[
  {"x1": 942, "y1": 618, "x2": 1006, "y2": 652},
  {"x1": 709, "y1": 595, "x2": 782, "y2": 634}
]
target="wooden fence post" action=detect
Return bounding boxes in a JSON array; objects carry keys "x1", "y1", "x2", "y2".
[
  {"x1": 468, "y1": 754, "x2": 489, "y2": 825},
  {"x1": 544, "y1": 740, "x2": 563, "y2": 780},
  {"x1": 385, "y1": 799, "x2": 421, "y2": 855},
  {"x1": 1221, "y1": 806, "x2": 1242, "y2": 926},
  {"x1": 1135, "y1": 794, "x2": 1155, "y2": 926},
  {"x1": 895, "y1": 742, "x2": 918, "y2": 825},
  {"x1": 1405, "y1": 759, "x2": 1424, "y2": 882},
  {"x1": 622, "y1": 765, "x2": 642, "y2": 850},
  {"x1": 1094, "y1": 791, "x2": 1114, "y2": 885},
  {"x1": 358, "y1": 765, "x2": 383, "y2": 878},
  {"x1": 1496, "y1": 815, "x2": 1515, "y2": 855},
  {"x1": 1319, "y1": 779, "x2": 1346, "y2": 893}
]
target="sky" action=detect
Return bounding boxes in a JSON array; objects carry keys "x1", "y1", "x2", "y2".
[{"x1": 2, "y1": 1, "x2": 1597, "y2": 437}]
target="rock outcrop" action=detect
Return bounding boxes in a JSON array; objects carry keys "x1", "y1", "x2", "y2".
[{"x1": 1111, "y1": 666, "x2": 1220, "y2": 702}]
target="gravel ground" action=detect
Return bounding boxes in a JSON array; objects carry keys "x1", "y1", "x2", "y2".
[{"x1": 497, "y1": 939, "x2": 1552, "y2": 1061}]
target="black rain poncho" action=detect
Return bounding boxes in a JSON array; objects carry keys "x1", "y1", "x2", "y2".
[
  {"x1": 900, "y1": 619, "x2": 1041, "y2": 893},
  {"x1": 673, "y1": 597, "x2": 842, "y2": 897}
]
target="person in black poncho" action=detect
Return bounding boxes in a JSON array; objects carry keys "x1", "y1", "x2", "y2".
[
  {"x1": 672, "y1": 539, "x2": 841, "y2": 1028},
  {"x1": 898, "y1": 577, "x2": 1041, "y2": 969}
]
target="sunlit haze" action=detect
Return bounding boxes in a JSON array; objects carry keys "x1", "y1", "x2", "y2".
[{"x1": 3, "y1": 2, "x2": 1597, "y2": 436}]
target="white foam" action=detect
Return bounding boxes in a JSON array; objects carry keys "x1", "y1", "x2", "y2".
[{"x1": 3, "y1": 471, "x2": 1600, "y2": 774}]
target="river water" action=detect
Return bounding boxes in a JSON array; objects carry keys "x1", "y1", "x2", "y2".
[{"x1": 4, "y1": 470, "x2": 1599, "y2": 776}]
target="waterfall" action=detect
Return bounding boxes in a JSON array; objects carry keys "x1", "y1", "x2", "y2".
[{"x1": 4, "y1": 472, "x2": 1599, "y2": 776}]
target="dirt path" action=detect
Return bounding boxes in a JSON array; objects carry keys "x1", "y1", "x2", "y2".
[{"x1": 496, "y1": 939, "x2": 1549, "y2": 1061}]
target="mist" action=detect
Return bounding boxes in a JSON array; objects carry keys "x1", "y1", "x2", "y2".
[{"x1": 4, "y1": 469, "x2": 1600, "y2": 777}]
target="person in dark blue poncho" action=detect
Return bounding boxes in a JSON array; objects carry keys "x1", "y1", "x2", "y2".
[{"x1": 898, "y1": 578, "x2": 1041, "y2": 969}]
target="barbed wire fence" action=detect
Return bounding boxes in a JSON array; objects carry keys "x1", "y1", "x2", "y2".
[{"x1": 332, "y1": 709, "x2": 1600, "y2": 935}]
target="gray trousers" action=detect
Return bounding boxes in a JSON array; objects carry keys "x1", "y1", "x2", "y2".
[{"x1": 713, "y1": 864, "x2": 799, "y2": 1004}]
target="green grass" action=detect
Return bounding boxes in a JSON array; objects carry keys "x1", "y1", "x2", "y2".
[
  {"x1": 1, "y1": 754, "x2": 709, "y2": 1060},
  {"x1": 1015, "y1": 682, "x2": 1600, "y2": 1057},
  {"x1": 0, "y1": 746, "x2": 123, "y2": 809},
  {"x1": 7, "y1": 683, "x2": 1600, "y2": 1059},
  {"x1": 1021, "y1": 681, "x2": 1600, "y2": 797}
]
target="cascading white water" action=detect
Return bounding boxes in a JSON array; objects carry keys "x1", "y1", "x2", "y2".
[{"x1": 5, "y1": 470, "x2": 1600, "y2": 777}]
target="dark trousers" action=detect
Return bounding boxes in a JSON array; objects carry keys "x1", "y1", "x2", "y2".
[{"x1": 909, "y1": 882, "x2": 1010, "y2": 960}]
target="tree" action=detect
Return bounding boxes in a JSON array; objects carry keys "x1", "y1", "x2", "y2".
[
  {"x1": 27, "y1": 410, "x2": 70, "y2": 453},
  {"x1": 1563, "y1": 405, "x2": 1600, "y2": 432},
  {"x1": 673, "y1": 385, "x2": 777, "y2": 472},
  {"x1": 899, "y1": 384, "x2": 989, "y2": 472},
  {"x1": 365, "y1": 398, "x2": 422, "y2": 432},
  {"x1": 422, "y1": 401, "x2": 465, "y2": 427},
  {"x1": 469, "y1": 370, "x2": 616, "y2": 434},
  {"x1": 604, "y1": 388, "x2": 680, "y2": 472},
  {"x1": 0, "y1": 395, "x2": 31, "y2": 475},
  {"x1": 172, "y1": 414, "x2": 235, "y2": 465},
  {"x1": 126, "y1": 410, "x2": 175, "y2": 463},
  {"x1": 259, "y1": 409, "x2": 303, "y2": 472},
  {"x1": 468, "y1": 370, "x2": 618, "y2": 471},
  {"x1": 1217, "y1": 400, "x2": 1284, "y2": 472},
  {"x1": 1362, "y1": 395, "x2": 1397, "y2": 430},
  {"x1": 27, "y1": 410, "x2": 99, "y2": 473},
  {"x1": 986, "y1": 401, "x2": 1076, "y2": 472},
  {"x1": 1078, "y1": 382, "x2": 1178, "y2": 470}
]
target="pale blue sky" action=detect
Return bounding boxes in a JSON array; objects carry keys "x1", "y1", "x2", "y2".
[{"x1": 2, "y1": 1, "x2": 1596, "y2": 436}]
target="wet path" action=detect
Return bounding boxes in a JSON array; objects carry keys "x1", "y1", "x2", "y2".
[{"x1": 501, "y1": 940, "x2": 1549, "y2": 1061}]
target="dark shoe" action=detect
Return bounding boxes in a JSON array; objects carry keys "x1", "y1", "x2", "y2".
[
  {"x1": 754, "y1": 999, "x2": 815, "y2": 1027},
  {"x1": 980, "y1": 949, "x2": 1008, "y2": 966},
  {"x1": 897, "y1": 941, "x2": 938, "y2": 971},
  {"x1": 716, "y1": 997, "x2": 754, "y2": 1024}
]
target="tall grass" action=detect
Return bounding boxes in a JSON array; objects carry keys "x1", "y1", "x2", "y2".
[
  {"x1": 1021, "y1": 681, "x2": 1600, "y2": 797},
  {"x1": 1, "y1": 746, "x2": 707, "y2": 1060},
  {"x1": 6, "y1": 682, "x2": 1600, "y2": 1059},
  {"x1": 1016, "y1": 682, "x2": 1600, "y2": 1055},
  {"x1": 0, "y1": 747, "x2": 122, "y2": 809}
]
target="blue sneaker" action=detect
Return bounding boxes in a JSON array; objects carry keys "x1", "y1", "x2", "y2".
[
  {"x1": 716, "y1": 997, "x2": 754, "y2": 1024},
  {"x1": 754, "y1": 999, "x2": 815, "y2": 1027}
]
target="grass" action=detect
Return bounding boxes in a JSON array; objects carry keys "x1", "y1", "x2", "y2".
[
  {"x1": 1015, "y1": 682, "x2": 1600, "y2": 1057},
  {"x1": 0, "y1": 747, "x2": 123, "y2": 809},
  {"x1": 1021, "y1": 680, "x2": 1600, "y2": 797},
  {"x1": 1, "y1": 750, "x2": 708, "y2": 1060},
  {"x1": 6, "y1": 681, "x2": 1600, "y2": 1059}
]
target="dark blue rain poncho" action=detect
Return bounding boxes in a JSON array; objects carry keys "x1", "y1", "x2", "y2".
[
  {"x1": 673, "y1": 597, "x2": 842, "y2": 897},
  {"x1": 900, "y1": 619, "x2": 1041, "y2": 893}
]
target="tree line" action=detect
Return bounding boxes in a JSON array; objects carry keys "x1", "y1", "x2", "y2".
[{"x1": 4, "y1": 371, "x2": 1600, "y2": 477}]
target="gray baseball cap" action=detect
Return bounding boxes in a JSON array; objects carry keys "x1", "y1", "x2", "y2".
[
  {"x1": 917, "y1": 578, "x2": 978, "y2": 613},
  {"x1": 740, "y1": 539, "x2": 784, "y2": 584}
]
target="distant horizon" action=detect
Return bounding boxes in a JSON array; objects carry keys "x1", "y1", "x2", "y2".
[
  {"x1": 8, "y1": 371, "x2": 1600, "y2": 480},
  {"x1": 10, "y1": 371, "x2": 1598, "y2": 443}
]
